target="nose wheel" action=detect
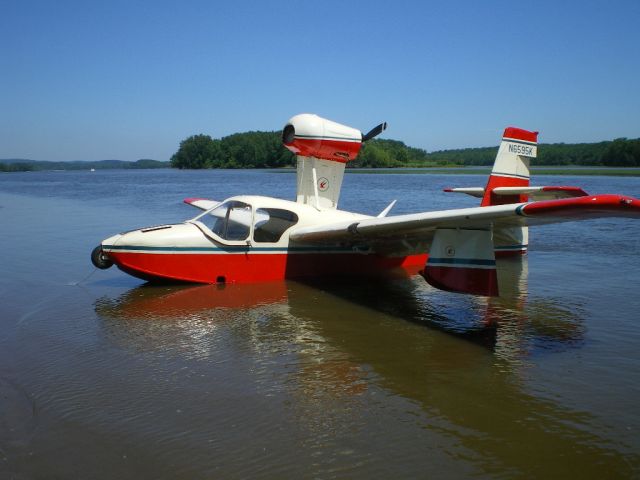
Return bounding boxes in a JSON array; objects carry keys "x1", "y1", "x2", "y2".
[{"x1": 91, "y1": 246, "x2": 113, "y2": 269}]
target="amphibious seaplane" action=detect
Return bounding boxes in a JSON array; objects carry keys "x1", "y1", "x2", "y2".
[{"x1": 91, "y1": 114, "x2": 640, "y2": 296}]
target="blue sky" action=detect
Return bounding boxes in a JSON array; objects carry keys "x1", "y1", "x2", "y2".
[{"x1": 1, "y1": 0, "x2": 639, "y2": 161}]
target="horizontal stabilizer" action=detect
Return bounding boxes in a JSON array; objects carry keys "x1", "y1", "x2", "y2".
[
  {"x1": 443, "y1": 187, "x2": 485, "y2": 198},
  {"x1": 183, "y1": 198, "x2": 220, "y2": 211},
  {"x1": 495, "y1": 186, "x2": 589, "y2": 200},
  {"x1": 445, "y1": 186, "x2": 589, "y2": 201}
]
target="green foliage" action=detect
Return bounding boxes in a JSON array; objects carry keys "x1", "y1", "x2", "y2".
[
  {"x1": 6, "y1": 135, "x2": 640, "y2": 172},
  {"x1": 131, "y1": 159, "x2": 167, "y2": 169},
  {"x1": 349, "y1": 139, "x2": 430, "y2": 168},
  {"x1": 0, "y1": 162, "x2": 34, "y2": 172},
  {"x1": 423, "y1": 147, "x2": 496, "y2": 166},
  {"x1": 216, "y1": 131, "x2": 293, "y2": 168},
  {"x1": 0, "y1": 159, "x2": 169, "y2": 171},
  {"x1": 170, "y1": 134, "x2": 220, "y2": 169},
  {"x1": 601, "y1": 138, "x2": 640, "y2": 167},
  {"x1": 169, "y1": 130, "x2": 640, "y2": 169},
  {"x1": 537, "y1": 142, "x2": 610, "y2": 166},
  {"x1": 170, "y1": 131, "x2": 295, "y2": 169},
  {"x1": 169, "y1": 133, "x2": 433, "y2": 169}
]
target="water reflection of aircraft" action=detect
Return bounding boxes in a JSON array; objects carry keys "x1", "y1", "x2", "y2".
[
  {"x1": 298, "y1": 257, "x2": 585, "y2": 358},
  {"x1": 91, "y1": 114, "x2": 640, "y2": 297},
  {"x1": 96, "y1": 282, "x2": 288, "y2": 319},
  {"x1": 96, "y1": 257, "x2": 584, "y2": 360},
  {"x1": 94, "y1": 279, "x2": 630, "y2": 477},
  {"x1": 283, "y1": 286, "x2": 629, "y2": 477},
  {"x1": 95, "y1": 282, "x2": 290, "y2": 360}
]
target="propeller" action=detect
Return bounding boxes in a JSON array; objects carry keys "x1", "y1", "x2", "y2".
[{"x1": 362, "y1": 122, "x2": 387, "y2": 142}]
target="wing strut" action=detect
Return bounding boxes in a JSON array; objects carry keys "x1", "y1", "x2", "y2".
[{"x1": 377, "y1": 200, "x2": 397, "y2": 218}]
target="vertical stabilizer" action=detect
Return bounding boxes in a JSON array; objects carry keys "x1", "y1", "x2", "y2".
[
  {"x1": 481, "y1": 127, "x2": 538, "y2": 207},
  {"x1": 483, "y1": 127, "x2": 537, "y2": 256}
]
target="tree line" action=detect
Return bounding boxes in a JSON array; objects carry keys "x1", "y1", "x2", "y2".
[
  {"x1": 170, "y1": 131, "x2": 292, "y2": 169},
  {"x1": 0, "y1": 162, "x2": 35, "y2": 172},
  {"x1": 170, "y1": 132, "x2": 436, "y2": 169},
  {"x1": 170, "y1": 131, "x2": 640, "y2": 169},
  {"x1": 0, "y1": 159, "x2": 167, "y2": 172},
  {"x1": 5, "y1": 134, "x2": 637, "y2": 172},
  {"x1": 424, "y1": 138, "x2": 640, "y2": 167}
]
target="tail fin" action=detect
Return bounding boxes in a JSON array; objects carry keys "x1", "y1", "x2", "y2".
[
  {"x1": 485, "y1": 127, "x2": 537, "y2": 256},
  {"x1": 444, "y1": 127, "x2": 538, "y2": 256},
  {"x1": 481, "y1": 127, "x2": 538, "y2": 207}
]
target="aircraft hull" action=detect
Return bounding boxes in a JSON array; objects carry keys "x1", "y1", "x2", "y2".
[{"x1": 106, "y1": 248, "x2": 427, "y2": 284}]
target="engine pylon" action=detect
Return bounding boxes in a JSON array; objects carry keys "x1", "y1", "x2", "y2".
[{"x1": 283, "y1": 113, "x2": 385, "y2": 209}]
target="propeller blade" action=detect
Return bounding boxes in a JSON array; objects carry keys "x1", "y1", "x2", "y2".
[{"x1": 362, "y1": 122, "x2": 387, "y2": 142}]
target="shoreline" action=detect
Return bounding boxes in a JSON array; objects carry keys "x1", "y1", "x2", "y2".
[{"x1": 3, "y1": 166, "x2": 640, "y2": 176}]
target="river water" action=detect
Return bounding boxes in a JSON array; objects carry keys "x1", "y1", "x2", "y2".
[{"x1": 1, "y1": 169, "x2": 639, "y2": 479}]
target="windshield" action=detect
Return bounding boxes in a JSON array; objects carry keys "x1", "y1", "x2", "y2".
[{"x1": 194, "y1": 201, "x2": 252, "y2": 241}]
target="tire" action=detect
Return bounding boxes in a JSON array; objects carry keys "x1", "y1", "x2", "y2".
[{"x1": 91, "y1": 245, "x2": 113, "y2": 269}]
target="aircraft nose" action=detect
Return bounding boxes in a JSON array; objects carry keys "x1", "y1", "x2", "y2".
[
  {"x1": 91, "y1": 245, "x2": 113, "y2": 269},
  {"x1": 102, "y1": 232, "x2": 124, "y2": 246}
]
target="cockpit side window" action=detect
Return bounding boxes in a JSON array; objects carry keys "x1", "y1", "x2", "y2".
[
  {"x1": 196, "y1": 201, "x2": 251, "y2": 241},
  {"x1": 253, "y1": 208, "x2": 298, "y2": 243}
]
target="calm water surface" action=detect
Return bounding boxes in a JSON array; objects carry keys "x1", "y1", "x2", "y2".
[{"x1": 1, "y1": 169, "x2": 639, "y2": 479}]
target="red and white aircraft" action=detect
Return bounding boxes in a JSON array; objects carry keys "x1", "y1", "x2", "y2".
[{"x1": 91, "y1": 114, "x2": 640, "y2": 296}]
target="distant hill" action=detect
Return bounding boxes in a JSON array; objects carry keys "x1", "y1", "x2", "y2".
[{"x1": 0, "y1": 159, "x2": 169, "y2": 172}]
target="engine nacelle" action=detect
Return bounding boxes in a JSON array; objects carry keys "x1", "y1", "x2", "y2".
[{"x1": 282, "y1": 113, "x2": 363, "y2": 163}]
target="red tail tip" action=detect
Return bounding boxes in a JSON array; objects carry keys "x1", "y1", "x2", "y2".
[{"x1": 503, "y1": 127, "x2": 538, "y2": 143}]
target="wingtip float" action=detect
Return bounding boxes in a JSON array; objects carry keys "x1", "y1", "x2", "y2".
[{"x1": 91, "y1": 114, "x2": 640, "y2": 297}]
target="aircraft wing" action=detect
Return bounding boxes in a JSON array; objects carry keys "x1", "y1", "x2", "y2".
[
  {"x1": 290, "y1": 194, "x2": 640, "y2": 249},
  {"x1": 183, "y1": 198, "x2": 220, "y2": 211}
]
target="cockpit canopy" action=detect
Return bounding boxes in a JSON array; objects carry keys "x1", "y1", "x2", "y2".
[{"x1": 191, "y1": 200, "x2": 298, "y2": 244}]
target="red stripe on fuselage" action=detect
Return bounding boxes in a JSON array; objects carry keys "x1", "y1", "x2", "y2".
[{"x1": 108, "y1": 251, "x2": 428, "y2": 284}]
